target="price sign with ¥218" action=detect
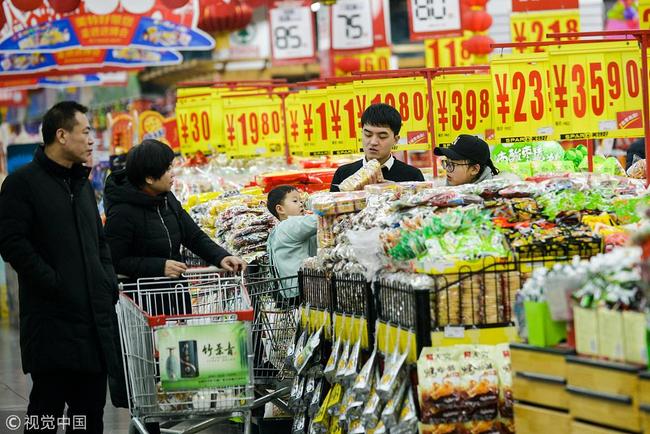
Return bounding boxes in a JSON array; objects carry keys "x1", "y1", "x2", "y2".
[
  {"x1": 510, "y1": 9, "x2": 579, "y2": 53},
  {"x1": 269, "y1": 2, "x2": 316, "y2": 64},
  {"x1": 407, "y1": 0, "x2": 462, "y2": 41},
  {"x1": 331, "y1": 0, "x2": 374, "y2": 50}
]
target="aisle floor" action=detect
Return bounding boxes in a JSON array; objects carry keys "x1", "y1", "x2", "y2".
[{"x1": 0, "y1": 320, "x2": 247, "y2": 434}]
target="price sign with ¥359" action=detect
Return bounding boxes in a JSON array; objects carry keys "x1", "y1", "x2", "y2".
[
  {"x1": 269, "y1": 1, "x2": 316, "y2": 64},
  {"x1": 425, "y1": 33, "x2": 472, "y2": 68},
  {"x1": 491, "y1": 52, "x2": 555, "y2": 143},
  {"x1": 510, "y1": 9, "x2": 580, "y2": 53},
  {"x1": 222, "y1": 95, "x2": 285, "y2": 159},
  {"x1": 432, "y1": 73, "x2": 495, "y2": 146},
  {"x1": 356, "y1": 77, "x2": 431, "y2": 151},
  {"x1": 548, "y1": 41, "x2": 644, "y2": 140},
  {"x1": 176, "y1": 91, "x2": 214, "y2": 156}
]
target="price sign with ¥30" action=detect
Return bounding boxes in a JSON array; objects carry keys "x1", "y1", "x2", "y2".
[
  {"x1": 548, "y1": 41, "x2": 644, "y2": 140},
  {"x1": 176, "y1": 91, "x2": 214, "y2": 156},
  {"x1": 432, "y1": 73, "x2": 495, "y2": 146},
  {"x1": 491, "y1": 52, "x2": 555, "y2": 143},
  {"x1": 510, "y1": 9, "x2": 580, "y2": 53},
  {"x1": 424, "y1": 33, "x2": 472, "y2": 68},
  {"x1": 222, "y1": 95, "x2": 285, "y2": 159},
  {"x1": 356, "y1": 77, "x2": 431, "y2": 151}
]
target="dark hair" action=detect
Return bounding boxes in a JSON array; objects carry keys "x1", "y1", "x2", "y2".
[
  {"x1": 471, "y1": 160, "x2": 500, "y2": 182},
  {"x1": 126, "y1": 139, "x2": 175, "y2": 187},
  {"x1": 41, "y1": 101, "x2": 88, "y2": 146},
  {"x1": 267, "y1": 185, "x2": 298, "y2": 219},
  {"x1": 361, "y1": 103, "x2": 402, "y2": 136}
]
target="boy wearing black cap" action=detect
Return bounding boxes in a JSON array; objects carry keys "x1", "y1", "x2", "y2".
[
  {"x1": 434, "y1": 134, "x2": 499, "y2": 186},
  {"x1": 330, "y1": 103, "x2": 425, "y2": 192}
]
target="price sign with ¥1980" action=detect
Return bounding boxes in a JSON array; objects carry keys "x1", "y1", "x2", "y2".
[
  {"x1": 331, "y1": 0, "x2": 374, "y2": 51},
  {"x1": 222, "y1": 95, "x2": 285, "y2": 159},
  {"x1": 269, "y1": 1, "x2": 316, "y2": 64},
  {"x1": 176, "y1": 91, "x2": 214, "y2": 156},
  {"x1": 432, "y1": 74, "x2": 495, "y2": 146},
  {"x1": 548, "y1": 41, "x2": 644, "y2": 140},
  {"x1": 407, "y1": 0, "x2": 462, "y2": 41},
  {"x1": 425, "y1": 34, "x2": 472, "y2": 68},
  {"x1": 355, "y1": 77, "x2": 431, "y2": 151},
  {"x1": 510, "y1": 9, "x2": 580, "y2": 53},
  {"x1": 491, "y1": 53, "x2": 555, "y2": 143}
]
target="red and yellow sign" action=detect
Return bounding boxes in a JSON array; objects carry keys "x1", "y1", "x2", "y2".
[
  {"x1": 176, "y1": 88, "x2": 215, "y2": 156},
  {"x1": 641, "y1": 0, "x2": 650, "y2": 30},
  {"x1": 325, "y1": 83, "x2": 362, "y2": 155},
  {"x1": 432, "y1": 73, "x2": 494, "y2": 146},
  {"x1": 333, "y1": 47, "x2": 391, "y2": 77},
  {"x1": 424, "y1": 33, "x2": 473, "y2": 68},
  {"x1": 510, "y1": 9, "x2": 580, "y2": 53}
]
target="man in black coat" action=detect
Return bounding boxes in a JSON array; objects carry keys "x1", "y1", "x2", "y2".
[
  {"x1": 0, "y1": 101, "x2": 121, "y2": 433},
  {"x1": 330, "y1": 103, "x2": 425, "y2": 192}
]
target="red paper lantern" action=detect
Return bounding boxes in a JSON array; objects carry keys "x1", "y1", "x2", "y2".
[
  {"x1": 161, "y1": 0, "x2": 189, "y2": 8},
  {"x1": 49, "y1": 0, "x2": 80, "y2": 13},
  {"x1": 198, "y1": 0, "x2": 252, "y2": 33},
  {"x1": 464, "y1": 0, "x2": 489, "y2": 6},
  {"x1": 12, "y1": 0, "x2": 42, "y2": 11},
  {"x1": 463, "y1": 10, "x2": 493, "y2": 32},
  {"x1": 463, "y1": 34, "x2": 494, "y2": 55},
  {"x1": 336, "y1": 57, "x2": 361, "y2": 73}
]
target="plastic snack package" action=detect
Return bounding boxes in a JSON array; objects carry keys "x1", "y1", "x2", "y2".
[
  {"x1": 627, "y1": 157, "x2": 646, "y2": 179},
  {"x1": 393, "y1": 387, "x2": 418, "y2": 434},
  {"x1": 339, "y1": 160, "x2": 385, "y2": 192},
  {"x1": 324, "y1": 333, "x2": 342, "y2": 382},
  {"x1": 377, "y1": 346, "x2": 408, "y2": 401},
  {"x1": 335, "y1": 339, "x2": 352, "y2": 383},
  {"x1": 381, "y1": 377, "x2": 408, "y2": 429},
  {"x1": 353, "y1": 347, "x2": 377, "y2": 399},
  {"x1": 295, "y1": 327, "x2": 323, "y2": 375},
  {"x1": 291, "y1": 410, "x2": 307, "y2": 434},
  {"x1": 418, "y1": 347, "x2": 463, "y2": 424},
  {"x1": 309, "y1": 379, "x2": 325, "y2": 418},
  {"x1": 461, "y1": 346, "x2": 499, "y2": 421},
  {"x1": 289, "y1": 375, "x2": 306, "y2": 411},
  {"x1": 344, "y1": 334, "x2": 362, "y2": 384}
]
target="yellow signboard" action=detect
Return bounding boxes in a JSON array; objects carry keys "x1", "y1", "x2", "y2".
[{"x1": 510, "y1": 9, "x2": 580, "y2": 53}]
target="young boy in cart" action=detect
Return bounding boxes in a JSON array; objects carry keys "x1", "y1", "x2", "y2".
[{"x1": 266, "y1": 185, "x2": 317, "y2": 297}]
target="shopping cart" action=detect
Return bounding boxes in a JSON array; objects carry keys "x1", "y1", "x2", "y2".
[{"x1": 116, "y1": 269, "x2": 255, "y2": 434}]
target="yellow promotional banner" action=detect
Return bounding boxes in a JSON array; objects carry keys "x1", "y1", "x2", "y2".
[
  {"x1": 641, "y1": 0, "x2": 650, "y2": 30},
  {"x1": 354, "y1": 76, "x2": 431, "y2": 152},
  {"x1": 491, "y1": 52, "x2": 555, "y2": 143},
  {"x1": 284, "y1": 93, "x2": 304, "y2": 157},
  {"x1": 295, "y1": 88, "x2": 331, "y2": 156},
  {"x1": 326, "y1": 83, "x2": 360, "y2": 155},
  {"x1": 510, "y1": 9, "x2": 580, "y2": 53},
  {"x1": 547, "y1": 41, "x2": 644, "y2": 140},
  {"x1": 432, "y1": 73, "x2": 495, "y2": 146},
  {"x1": 176, "y1": 88, "x2": 214, "y2": 156},
  {"x1": 424, "y1": 33, "x2": 473, "y2": 68},
  {"x1": 222, "y1": 94, "x2": 285, "y2": 159},
  {"x1": 333, "y1": 47, "x2": 392, "y2": 77}
]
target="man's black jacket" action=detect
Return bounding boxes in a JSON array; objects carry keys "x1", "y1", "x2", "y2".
[{"x1": 330, "y1": 158, "x2": 425, "y2": 192}]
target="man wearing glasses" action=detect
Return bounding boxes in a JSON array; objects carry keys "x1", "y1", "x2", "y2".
[
  {"x1": 330, "y1": 103, "x2": 425, "y2": 192},
  {"x1": 434, "y1": 134, "x2": 500, "y2": 186}
]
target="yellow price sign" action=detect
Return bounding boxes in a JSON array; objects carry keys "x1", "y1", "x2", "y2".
[
  {"x1": 424, "y1": 33, "x2": 473, "y2": 68},
  {"x1": 491, "y1": 52, "x2": 555, "y2": 143},
  {"x1": 176, "y1": 88, "x2": 214, "y2": 156},
  {"x1": 641, "y1": 0, "x2": 650, "y2": 30},
  {"x1": 222, "y1": 94, "x2": 285, "y2": 159},
  {"x1": 510, "y1": 9, "x2": 580, "y2": 53},
  {"x1": 548, "y1": 41, "x2": 644, "y2": 140},
  {"x1": 333, "y1": 47, "x2": 391, "y2": 77},
  {"x1": 326, "y1": 83, "x2": 359, "y2": 155},
  {"x1": 294, "y1": 88, "x2": 332, "y2": 156},
  {"x1": 284, "y1": 93, "x2": 304, "y2": 157},
  {"x1": 354, "y1": 76, "x2": 431, "y2": 151},
  {"x1": 432, "y1": 73, "x2": 495, "y2": 146}
]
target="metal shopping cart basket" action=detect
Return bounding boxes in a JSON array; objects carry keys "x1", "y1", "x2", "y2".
[{"x1": 116, "y1": 269, "x2": 255, "y2": 434}]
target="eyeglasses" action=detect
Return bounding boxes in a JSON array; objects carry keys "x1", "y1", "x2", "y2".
[{"x1": 441, "y1": 159, "x2": 473, "y2": 173}]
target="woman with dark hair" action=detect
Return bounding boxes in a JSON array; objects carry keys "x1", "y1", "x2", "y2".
[
  {"x1": 104, "y1": 139, "x2": 246, "y2": 310},
  {"x1": 433, "y1": 134, "x2": 500, "y2": 186}
]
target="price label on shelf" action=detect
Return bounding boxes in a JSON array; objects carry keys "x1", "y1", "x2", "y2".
[
  {"x1": 510, "y1": 9, "x2": 580, "y2": 53},
  {"x1": 222, "y1": 94, "x2": 285, "y2": 158},
  {"x1": 284, "y1": 93, "x2": 304, "y2": 157},
  {"x1": 432, "y1": 73, "x2": 495, "y2": 146},
  {"x1": 407, "y1": 0, "x2": 462, "y2": 41},
  {"x1": 548, "y1": 41, "x2": 644, "y2": 140},
  {"x1": 294, "y1": 88, "x2": 333, "y2": 156},
  {"x1": 176, "y1": 88, "x2": 215, "y2": 156},
  {"x1": 331, "y1": 0, "x2": 374, "y2": 50},
  {"x1": 356, "y1": 77, "x2": 431, "y2": 151},
  {"x1": 424, "y1": 33, "x2": 472, "y2": 68},
  {"x1": 269, "y1": 1, "x2": 316, "y2": 64},
  {"x1": 490, "y1": 52, "x2": 555, "y2": 143}
]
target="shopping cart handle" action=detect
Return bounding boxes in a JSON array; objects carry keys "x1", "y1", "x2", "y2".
[{"x1": 183, "y1": 266, "x2": 224, "y2": 275}]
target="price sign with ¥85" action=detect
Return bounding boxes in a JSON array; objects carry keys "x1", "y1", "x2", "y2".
[
  {"x1": 269, "y1": 2, "x2": 316, "y2": 64},
  {"x1": 510, "y1": 9, "x2": 580, "y2": 53},
  {"x1": 223, "y1": 95, "x2": 285, "y2": 159},
  {"x1": 491, "y1": 53, "x2": 555, "y2": 143},
  {"x1": 548, "y1": 41, "x2": 644, "y2": 140},
  {"x1": 425, "y1": 33, "x2": 472, "y2": 68},
  {"x1": 432, "y1": 74, "x2": 495, "y2": 146},
  {"x1": 325, "y1": 83, "x2": 359, "y2": 155},
  {"x1": 176, "y1": 91, "x2": 214, "y2": 156},
  {"x1": 331, "y1": 0, "x2": 374, "y2": 50},
  {"x1": 357, "y1": 77, "x2": 431, "y2": 151},
  {"x1": 407, "y1": 0, "x2": 462, "y2": 41}
]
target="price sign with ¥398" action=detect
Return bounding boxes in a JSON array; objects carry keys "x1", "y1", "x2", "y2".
[
  {"x1": 548, "y1": 41, "x2": 644, "y2": 140},
  {"x1": 222, "y1": 95, "x2": 285, "y2": 159},
  {"x1": 356, "y1": 77, "x2": 431, "y2": 151},
  {"x1": 491, "y1": 53, "x2": 555, "y2": 143},
  {"x1": 176, "y1": 90, "x2": 214, "y2": 156},
  {"x1": 424, "y1": 34, "x2": 472, "y2": 68},
  {"x1": 510, "y1": 9, "x2": 580, "y2": 53},
  {"x1": 432, "y1": 73, "x2": 495, "y2": 146}
]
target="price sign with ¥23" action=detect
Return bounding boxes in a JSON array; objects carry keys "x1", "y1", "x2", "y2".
[{"x1": 269, "y1": 2, "x2": 316, "y2": 64}]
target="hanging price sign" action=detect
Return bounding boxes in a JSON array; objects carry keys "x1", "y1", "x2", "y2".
[
  {"x1": 295, "y1": 88, "x2": 333, "y2": 156},
  {"x1": 326, "y1": 83, "x2": 361, "y2": 155},
  {"x1": 176, "y1": 88, "x2": 214, "y2": 156},
  {"x1": 641, "y1": 0, "x2": 650, "y2": 30},
  {"x1": 548, "y1": 41, "x2": 644, "y2": 140},
  {"x1": 333, "y1": 47, "x2": 391, "y2": 76},
  {"x1": 407, "y1": 0, "x2": 462, "y2": 41},
  {"x1": 269, "y1": 1, "x2": 316, "y2": 65},
  {"x1": 432, "y1": 73, "x2": 495, "y2": 146},
  {"x1": 510, "y1": 9, "x2": 580, "y2": 53},
  {"x1": 331, "y1": 0, "x2": 375, "y2": 51},
  {"x1": 222, "y1": 94, "x2": 285, "y2": 159},
  {"x1": 356, "y1": 77, "x2": 431, "y2": 151},
  {"x1": 285, "y1": 93, "x2": 304, "y2": 157},
  {"x1": 424, "y1": 33, "x2": 473, "y2": 68},
  {"x1": 491, "y1": 52, "x2": 555, "y2": 143}
]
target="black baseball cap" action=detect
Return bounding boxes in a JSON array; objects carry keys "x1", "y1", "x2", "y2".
[{"x1": 434, "y1": 134, "x2": 491, "y2": 163}]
